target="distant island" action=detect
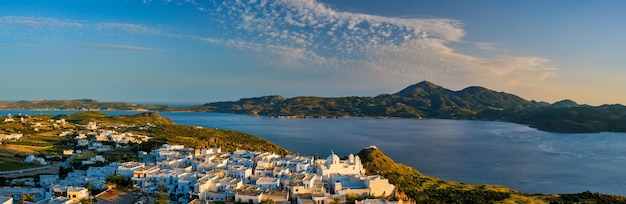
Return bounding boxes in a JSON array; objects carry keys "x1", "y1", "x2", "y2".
[
  {"x1": 3, "y1": 81, "x2": 626, "y2": 133},
  {"x1": 0, "y1": 99, "x2": 169, "y2": 112},
  {"x1": 1, "y1": 111, "x2": 624, "y2": 203}
]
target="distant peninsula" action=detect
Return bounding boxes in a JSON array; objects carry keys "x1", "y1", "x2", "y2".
[{"x1": 3, "y1": 81, "x2": 626, "y2": 133}]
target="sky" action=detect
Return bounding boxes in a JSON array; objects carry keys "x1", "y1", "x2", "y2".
[{"x1": 1, "y1": 0, "x2": 625, "y2": 105}]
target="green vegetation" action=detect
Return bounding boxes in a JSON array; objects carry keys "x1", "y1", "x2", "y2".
[
  {"x1": 153, "y1": 184, "x2": 170, "y2": 204},
  {"x1": 0, "y1": 157, "x2": 42, "y2": 171},
  {"x1": 135, "y1": 124, "x2": 290, "y2": 155},
  {"x1": 55, "y1": 111, "x2": 174, "y2": 126},
  {"x1": 355, "y1": 147, "x2": 626, "y2": 203},
  {"x1": 542, "y1": 191, "x2": 626, "y2": 203},
  {"x1": 20, "y1": 193, "x2": 35, "y2": 203},
  {"x1": 106, "y1": 174, "x2": 133, "y2": 189}
]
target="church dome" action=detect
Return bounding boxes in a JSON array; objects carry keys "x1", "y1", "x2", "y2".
[{"x1": 326, "y1": 151, "x2": 340, "y2": 167}]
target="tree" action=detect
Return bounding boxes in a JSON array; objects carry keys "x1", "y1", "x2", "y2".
[
  {"x1": 20, "y1": 193, "x2": 35, "y2": 204},
  {"x1": 153, "y1": 192, "x2": 170, "y2": 204},
  {"x1": 84, "y1": 183, "x2": 94, "y2": 191},
  {"x1": 157, "y1": 183, "x2": 168, "y2": 193}
]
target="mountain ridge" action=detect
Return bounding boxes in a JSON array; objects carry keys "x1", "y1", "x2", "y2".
[
  {"x1": 2, "y1": 81, "x2": 626, "y2": 133},
  {"x1": 185, "y1": 81, "x2": 626, "y2": 133}
]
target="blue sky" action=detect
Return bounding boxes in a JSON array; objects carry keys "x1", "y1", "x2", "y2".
[{"x1": 1, "y1": 0, "x2": 625, "y2": 105}]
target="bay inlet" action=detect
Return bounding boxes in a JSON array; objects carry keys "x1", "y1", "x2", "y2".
[{"x1": 2, "y1": 110, "x2": 625, "y2": 195}]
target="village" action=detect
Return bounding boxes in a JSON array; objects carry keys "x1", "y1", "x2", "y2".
[{"x1": 0, "y1": 115, "x2": 395, "y2": 204}]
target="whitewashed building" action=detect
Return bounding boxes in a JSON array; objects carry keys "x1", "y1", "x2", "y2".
[{"x1": 316, "y1": 152, "x2": 364, "y2": 179}]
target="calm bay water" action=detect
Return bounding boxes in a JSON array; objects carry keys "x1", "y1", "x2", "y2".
[{"x1": 3, "y1": 110, "x2": 626, "y2": 195}]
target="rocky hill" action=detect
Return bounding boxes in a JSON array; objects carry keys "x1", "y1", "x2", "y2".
[{"x1": 185, "y1": 81, "x2": 626, "y2": 133}]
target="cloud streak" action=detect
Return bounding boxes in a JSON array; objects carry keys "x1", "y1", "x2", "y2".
[
  {"x1": 0, "y1": 16, "x2": 159, "y2": 36},
  {"x1": 79, "y1": 44, "x2": 160, "y2": 52}
]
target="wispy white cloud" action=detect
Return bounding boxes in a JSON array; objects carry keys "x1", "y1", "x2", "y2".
[
  {"x1": 472, "y1": 42, "x2": 496, "y2": 50},
  {"x1": 0, "y1": 16, "x2": 162, "y2": 52},
  {"x1": 0, "y1": 16, "x2": 85, "y2": 29},
  {"x1": 94, "y1": 23, "x2": 160, "y2": 35},
  {"x1": 79, "y1": 44, "x2": 160, "y2": 52},
  {"x1": 0, "y1": 1, "x2": 557, "y2": 94},
  {"x1": 0, "y1": 16, "x2": 160, "y2": 36},
  {"x1": 180, "y1": 0, "x2": 556, "y2": 90}
]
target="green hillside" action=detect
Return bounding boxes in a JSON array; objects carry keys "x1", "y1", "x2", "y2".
[
  {"x1": 54, "y1": 112, "x2": 290, "y2": 155},
  {"x1": 356, "y1": 147, "x2": 626, "y2": 203}
]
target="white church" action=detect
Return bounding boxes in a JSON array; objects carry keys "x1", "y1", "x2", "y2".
[
  {"x1": 316, "y1": 151, "x2": 365, "y2": 179},
  {"x1": 316, "y1": 151, "x2": 395, "y2": 198}
]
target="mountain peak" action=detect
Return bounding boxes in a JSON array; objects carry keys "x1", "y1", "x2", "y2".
[
  {"x1": 416, "y1": 80, "x2": 439, "y2": 88},
  {"x1": 551, "y1": 99, "x2": 579, "y2": 108},
  {"x1": 461, "y1": 86, "x2": 490, "y2": 92},
  {"x1": 394, "y1": 81, "x2": 448, "y2": 97}
]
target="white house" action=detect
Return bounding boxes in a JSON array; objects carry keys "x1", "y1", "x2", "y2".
[
  {"x1": 289, "y1": 173, "x2": 321, "y2": 195},
  {"x1": 131, "y1": 166, "x2": 160, "y2": 187},
  {"x1": 161, "y1": 144, "x2": 185, "y2": 151},
  {"x1": 40, "y1": 175, "x2": 60, "y2": 187},
  {"x1": 228, "y1": 165, "x2": 252, "y2": 181},
  {"x1": 25, "y1": 155, "x2": 46, "y2": 165},
  {"x1": 234, "y1": 186, "x2": 263, "y2": 204},
  {"x1": 364, "y1": 175, "x2": 395, "y2": 197},
  {"x1": 66, "y1": 186, "x2": 88, "y2": 201},
  {"x1": 117, "y1": 162, "x2": 145, "y2": 178},
  {"x1": 86, "y1": 166, "x2": 117, "y2": 177},
  {"x1": 328, "y1": 174, "x2": 394, "y2": 197},
  {"x1": 255, "y1": 177, "x2": 279, "y2": 190}
]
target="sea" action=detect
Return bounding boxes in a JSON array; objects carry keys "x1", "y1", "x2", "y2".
[{"x1": 2, "y1": 110, "x2": 626, "y2": 195}]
